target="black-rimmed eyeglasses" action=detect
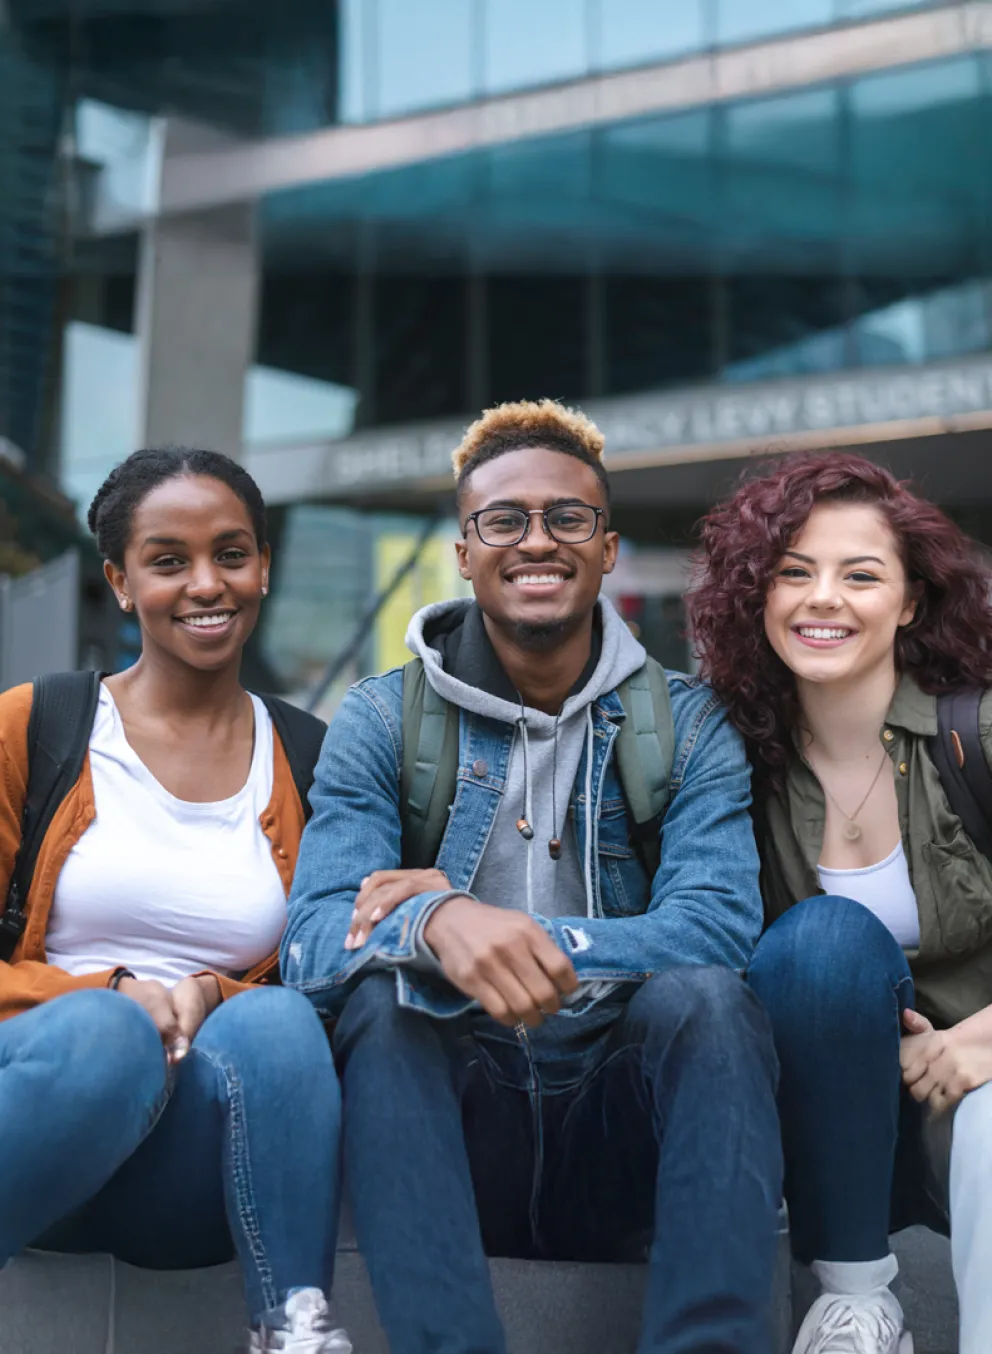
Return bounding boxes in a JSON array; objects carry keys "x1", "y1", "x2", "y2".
[{"x1": 462, "y1": 504, "x2": 606, "y2": 547}]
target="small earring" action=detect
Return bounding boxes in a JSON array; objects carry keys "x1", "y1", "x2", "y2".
[
  {"x1": 261, "y1": 584, "x2": 269, "y2": 597},
  {"x1": 120, "y1": 597, "x2": 132, "y2": 612}
]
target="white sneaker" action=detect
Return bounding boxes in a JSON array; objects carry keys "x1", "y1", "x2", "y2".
[
  {"x1": 792, "y1": 1289, "x2": 913, "y2": 1354},
  {"x1": 248, "y1": 1288, "x2": 352, "y2": 1353}
]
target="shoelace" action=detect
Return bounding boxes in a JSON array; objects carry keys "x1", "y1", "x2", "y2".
[{"x1": 803, "y1": 1294, "x2": 901, "y2": 1354}]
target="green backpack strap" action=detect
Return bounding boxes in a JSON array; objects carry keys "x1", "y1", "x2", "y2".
[
  {"x1": 615, "y1": 657, "x2": 675, "y2": 881},
  {"x1": 400, "y1": 658, "x2": 460, "y2": 868}
]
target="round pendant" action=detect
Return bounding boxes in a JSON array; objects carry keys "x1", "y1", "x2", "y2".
[{"x1": 842, "y1": 819, "x2": 862, "y2": 842}]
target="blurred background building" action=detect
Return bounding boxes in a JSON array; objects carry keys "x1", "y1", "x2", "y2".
[{"x1": 1, "y1": 0, "x2": 991, "y2": 698}]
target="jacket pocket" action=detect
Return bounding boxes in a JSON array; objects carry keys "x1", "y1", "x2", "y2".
[
  {"x1": 921, "y1": 834, "x2": 992, "y2": 956},
  {"x1": 597, "y1": 807, "x2": 649, "y2": 917}
]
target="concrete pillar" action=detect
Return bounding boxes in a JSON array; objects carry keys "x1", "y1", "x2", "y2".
[{"x1": 135, "y1": 123, "x2": 258, "y2": 457}]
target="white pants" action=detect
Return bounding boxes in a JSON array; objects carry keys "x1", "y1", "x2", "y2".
[{"x1": 950, "y1": 1081, "x2": 992, "y2": 1354}]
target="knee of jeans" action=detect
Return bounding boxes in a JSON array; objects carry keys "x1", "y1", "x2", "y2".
[
  {"x1": 749, "y1": 895, "x2": 912, "y2": 1028},
  {"x1": 634, "y1": 965, "x2": 757, "y2": 1041},
  {"x1": 952, "y1": 1083, "x2": 992, "y2": 1186},
  {"x1": 31, "y1": 990, "x2": 166, "y2": 1096},
  {"x1": 331, "y1": 971, "x2": 410, "y2": 1056},
  {"x1": 199, "y1": 985, "x2": 332, "y2": 1069}
]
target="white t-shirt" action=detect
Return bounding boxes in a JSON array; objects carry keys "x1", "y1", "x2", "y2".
[
  {"x1": 817, "y1": 841, "x2": 920, "y2": 949},
  {"x1": 47, "y1": 685, "x2": 287, "y2": 986}
]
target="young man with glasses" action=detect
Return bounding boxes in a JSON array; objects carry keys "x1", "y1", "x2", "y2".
[{"x1": 284, "y1": 399, "x2": 783, "y2": 1354}]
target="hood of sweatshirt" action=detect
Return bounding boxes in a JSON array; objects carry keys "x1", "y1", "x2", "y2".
[
  {"x1": 404, "y1": 596, "x2": 647, "y2": 927},
  {"x1": 404, "y1": 595, "x2": 646, "y2": 729}
]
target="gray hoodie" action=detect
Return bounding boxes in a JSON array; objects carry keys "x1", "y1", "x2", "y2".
[{"x1": 405, "y1": 595, "x2": 647, "y2": 922}]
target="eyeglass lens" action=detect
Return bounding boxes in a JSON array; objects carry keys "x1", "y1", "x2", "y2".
[{"x1": 475, "y1": 505, "x2": 598, "y2": 544}]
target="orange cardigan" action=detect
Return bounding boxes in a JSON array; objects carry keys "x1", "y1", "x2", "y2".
[{"x1": 0, "y1": 682, "x2": 306, "y2": 1023}]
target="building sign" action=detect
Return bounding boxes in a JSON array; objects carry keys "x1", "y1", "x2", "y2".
[{"x1": 248, "y1": 354, "x2": 992, "y2": 504}]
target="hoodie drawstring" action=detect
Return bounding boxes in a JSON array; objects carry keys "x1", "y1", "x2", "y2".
[
  {"x1": 582, "y1": 706, "x2": 595, "y2": 920},
  {"x1": 515, "y1": 697, "x2": 597, "y2": 921}
]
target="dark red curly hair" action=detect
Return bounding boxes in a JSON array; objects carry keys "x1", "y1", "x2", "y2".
[{"x1": 686, "y1": 451, "x2": 992, "y2": 784}]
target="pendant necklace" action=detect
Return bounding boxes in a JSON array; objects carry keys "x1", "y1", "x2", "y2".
[{"x1": 820, "y1": 749, "x2": 889, "y2": 842}]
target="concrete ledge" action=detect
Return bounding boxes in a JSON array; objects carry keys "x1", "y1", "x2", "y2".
[{"x1": 0, "y1": 1225, "x2": 793, "y2": 1354}]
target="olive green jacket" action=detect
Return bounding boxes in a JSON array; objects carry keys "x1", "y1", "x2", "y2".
[{"x1": 758, "y1": 675, "x2": 992, "y2": 1028}]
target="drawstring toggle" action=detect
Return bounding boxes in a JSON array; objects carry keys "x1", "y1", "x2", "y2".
[
  {"x1": 516, "y1": 817, "x2": 535, "y2": 840},
  {"x1": 548, "y1": 837, "x2": 562, "y2": 860}
]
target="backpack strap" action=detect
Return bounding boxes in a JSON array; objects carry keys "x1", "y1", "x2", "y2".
[
  {"x1": 3, "y1": 671, "x2": 102, "y2": 962},
  {"x1": 930, "y1": 688, "x2": 992, "y2": 861},
  {"x1": 615, "y1": 658, "x2": 675, "y2": 881},
  {"x1": 256, "y1": 694, "x2": 326, "y2": 822},
  {"x1": 400, "y1": 658, "x2": 459, "y2": 869}
]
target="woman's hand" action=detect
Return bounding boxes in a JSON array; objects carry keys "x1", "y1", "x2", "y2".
[
  {"x1": 172, "y1": 973, "x2": 222, "y2": 1044},
  {"x1": 900, "y1": 1009, "x2": 992, "y2": 1113},
  {"x1": 345, "y1": 869, "x2": 451, "y2": 950},
  {"x1": 117, "y1": 973, "x2": 220, "y2": 1063},
  {"x1": 117, "y1": 976, "x2": 188, "y2": 1063}
]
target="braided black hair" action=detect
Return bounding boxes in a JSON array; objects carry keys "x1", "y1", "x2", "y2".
[{"x1": 87, "y1": 447, "x2": 267, "y2": 565}]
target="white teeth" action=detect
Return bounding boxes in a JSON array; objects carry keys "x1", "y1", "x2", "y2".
[
  {"x1": 179, "y1": 614, "x2": 234, "y2": 629},
  {"x1": 797, "y1": 627, "x2": 852, "y2": 640},
  {"x1": 512, "y1": 574, "x2": 564, "y2": 586}
]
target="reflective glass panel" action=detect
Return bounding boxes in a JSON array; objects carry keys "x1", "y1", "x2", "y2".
[
  {"x1": 483, "y1": 0, "x2": 590, "y2": 95},
  {"x1": 595, "y1": 0, "x2": 706, "y2": 69},
  {"x1": 715, "y1": 0, "x2": 832, "y2": 46}
]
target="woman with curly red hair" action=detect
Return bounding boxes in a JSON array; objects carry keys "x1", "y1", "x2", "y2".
[{"x1": 688, "y1": 451, "x2": 992, "y2": 1354}]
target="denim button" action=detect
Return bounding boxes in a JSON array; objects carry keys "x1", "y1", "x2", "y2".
[{"x1": 472, "y1": 759, "x2": 488, "y2": 778}]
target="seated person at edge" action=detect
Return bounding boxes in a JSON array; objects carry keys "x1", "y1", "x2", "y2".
[
  {"x1": 0, "y1": 449, "x2": 349, "y2": 1354},
  {"x1": 687, "y1": 451, "x2": 992, "y2": 1354},
  {"x1": 283, "y1": 399, "x2": 784, "y2": 1354}
]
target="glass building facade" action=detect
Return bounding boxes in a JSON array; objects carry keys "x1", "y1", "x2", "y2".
[{"x1": 2, "y1": 0, "x2": 990, "y2": 691}]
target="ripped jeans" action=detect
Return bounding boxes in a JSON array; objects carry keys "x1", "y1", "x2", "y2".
[
  {"x1": 0, "y1": 985, "x2": 342, "y2": 1324},
  {"x1": 333, "y1": 966, "x2": 783, "y2": 1354}
]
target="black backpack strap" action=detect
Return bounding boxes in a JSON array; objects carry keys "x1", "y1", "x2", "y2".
[
  {"x1": 257, "y1": 695, "x2": 327, "y2": 822},
  {"x1": 930, "y1": 688, "x2": 992, "y2": 861},
  {"x1": 3, "y1": 671, "x2": 102, "y2": 962}
]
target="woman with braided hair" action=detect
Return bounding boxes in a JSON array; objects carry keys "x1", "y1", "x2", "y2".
[{"x1": 0, "y1": 448, "x2": 348, "y2": 1354}]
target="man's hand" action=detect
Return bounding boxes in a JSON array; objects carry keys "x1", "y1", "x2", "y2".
[
  {"x1": 902, "y1": 1008, "x2": 992, "y2": 1113},
  {"x1": 424, "y1": 896, "x2": 578, "y2": 1027},
  {"x1": 345, "y1": 869, "x2": 451, "y2": 950}
]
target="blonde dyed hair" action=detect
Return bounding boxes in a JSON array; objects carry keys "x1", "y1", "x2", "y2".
[{"x1": 451, "y1": 398, "x2": 606, "y2": 480}]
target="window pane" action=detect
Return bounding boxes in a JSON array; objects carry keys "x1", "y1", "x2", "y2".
[
  {"x1": 484, "y1": 0, "x2": 589, "y2": 96},
  {"x1": 488, "y1": 276, "x2": 586, "y2": 405},
  {"x1": 715, "y1": 0, "x2": 832, "y2": 46},
  {"x1": 374, "y1": 276, "x2": 466, "y2": 423},
  {"x1": 595, "y1": 0, "x2": 706, "y2": 70},
  {"x1": 606, "y1": 277, "x2": 714, "y2": 393},
  {"x1": 377, "y1": 0, "x2": 475, "y2": 119}
]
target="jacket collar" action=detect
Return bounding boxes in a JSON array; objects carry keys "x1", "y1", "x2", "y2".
[{"x1": 884, "y1": 672, "x2": 937, "y2": 737}]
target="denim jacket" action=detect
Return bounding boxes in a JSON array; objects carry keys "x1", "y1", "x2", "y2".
[{"x1": 282, "y1": 667, "x2": 762, "y2": 1020}]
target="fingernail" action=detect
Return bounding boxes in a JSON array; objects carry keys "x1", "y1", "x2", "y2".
[
  {"x1": 355, "y1": 929, "x2": 366, "y2": 947},
  {"x1": 168, "y1": 1037, "x2": 190, "y2": 1064},
  {"x1": 351, "y1": 908, "x2": 360, "y2": 923},
  {"x1": 361, "y1": 877, "x2": 369, "y2": 887},
  {"x1": 344, "y1": 934, "x2": 354, "y2": 950},
  {"x1": 370, "y1": 907, "x2": 382, "y2": 922}
]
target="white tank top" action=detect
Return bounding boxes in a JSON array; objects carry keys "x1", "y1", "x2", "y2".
[
  {"x1": 47, "y1": 685, "x2": 287, "y2": 986},
  {"x1": 817, "y1": 841, "x2": 920, "y2": 949}
]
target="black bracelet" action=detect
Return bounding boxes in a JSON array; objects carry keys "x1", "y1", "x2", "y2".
[{"x1": 109, "y1": 968, "x2": 136, "y2": 990}]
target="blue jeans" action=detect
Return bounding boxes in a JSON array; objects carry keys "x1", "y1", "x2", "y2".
[
  {"x1": 749, "y1": 895, "x2": 947, "y2": 1266},
  {"x1": 333, "y1": 966, "x2": 783, "y2": 1354},
  {"x1": 0, "y1": 985, "x2": 342, "y2": 1323}
]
